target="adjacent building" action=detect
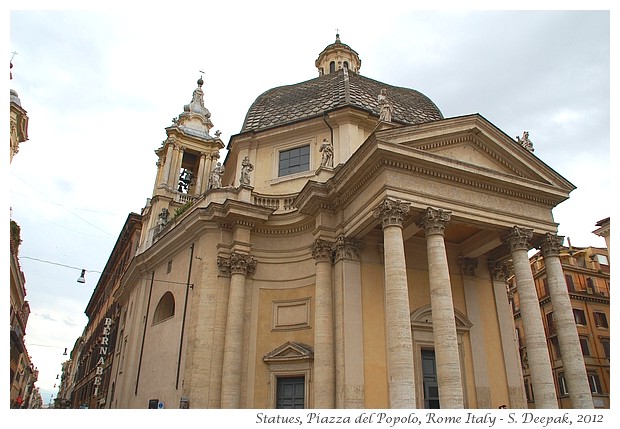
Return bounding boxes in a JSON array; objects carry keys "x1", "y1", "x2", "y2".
[
  {"x1": 64, "y1": 213, "x2": 142, "y2": 408},
  {"x1": 73, "y1": 35, "x2": 599, "y2": 409},
  {"x1": 9, "y1": 65, "x2": 42, "y2": 409},
  {"x1": 510, "y1": 237, "x2": 610, "y2": 409}
]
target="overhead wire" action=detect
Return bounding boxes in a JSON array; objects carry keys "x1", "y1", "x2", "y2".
[
  {"x1": 20, "y1": 255, "x2": 193, "y2": 287},
  {"x1": 10, "y1": 172, "x2": 119, "y2": 237}
]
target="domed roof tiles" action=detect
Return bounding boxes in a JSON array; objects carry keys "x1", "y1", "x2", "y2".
[{"x1": 241, "y1": 68, "x2": 443, "y2": 133}]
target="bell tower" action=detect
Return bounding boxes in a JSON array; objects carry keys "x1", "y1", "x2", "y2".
[
  {"x1": 315, "y1": 33, "x2": 362, "y2": 76},
  {"x1": 141, "y1": 76, "x2": 224, "y2": 249}
]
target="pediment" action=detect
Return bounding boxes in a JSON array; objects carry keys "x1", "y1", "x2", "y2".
[
  {"x1": 263, "y1": 341, "x2": 313, "y2": 363},
  {"x1": 374, "y1": 114, "x2": 575, "y2": 191},
  {"x1": 426, "y1": 137, "x2": 522, "y2": 177},
  {"x1": 410, "y1": 304, "x2": 473, "y2": 332}
]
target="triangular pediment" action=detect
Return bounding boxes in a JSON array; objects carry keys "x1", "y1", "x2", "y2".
[
  {"x1": 426, "y1": 137, "x2": 522, "y2": 177},
  {"x1": 374, "y1": 114, "x2": 575, "y2": 191},
  {"x1": 263, "y1": 341, "x2": 313, "y2": 363}
]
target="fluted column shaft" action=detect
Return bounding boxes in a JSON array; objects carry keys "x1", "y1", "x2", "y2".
[
  {"x1": 311, "y1": 239, "x2": 335, "y2": 408},
  {"x1": 373, "y1": 199, "x2": 416, "y2": 408},
  {"x1": 504, "y1": 227, "x2": 558, "y2": 408},
  {"x1": 219, "y1": 253, "x2": 256, "y2": 408},
  {"x1": 417, "y1": 207, "x2": 463, "y2": 409},
  {"x1": 540, "y1": 234, "x2": 594, "y2": 408}
]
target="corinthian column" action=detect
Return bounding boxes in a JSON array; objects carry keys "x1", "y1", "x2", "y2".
[
  {"x1": 219, "y1": 252, "x2": 256, "y2": 408},
  {"x1": 416, "y1": 207, "x2": 463, "y2": 409},
  {"x1": 372, "y1": 198, "x2": 416, "y2": 408},
  {"x1": 503, "y1": 227, "x2": 557, "y2": 408},
  {"x1": 539, "y1": 233, "x2": 594, "y2": 408},
  {"x1": 311, "y1": 239, "x2": 335, "y2": 408}
]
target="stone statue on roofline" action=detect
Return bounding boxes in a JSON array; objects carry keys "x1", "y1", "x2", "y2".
[
  {"x1": 378, "y1": 88, "x2": 394, "y2": 122},
  {"x1": 319, "y1": 138, "x2": 333, "y2": 167},
  {"x1": 209, "y1": 162, "x2": 225, "y2": 189},
  {"x1": 516, "y1": 131, "x2": 534, "y2": 152},
  {"x1": 240, "y1": 156, "x2": 254, "y2": 186}
]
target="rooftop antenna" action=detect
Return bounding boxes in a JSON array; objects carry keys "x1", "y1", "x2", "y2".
[{"x1": 10, "y1": 51, "x2": 17, "y2": 79}]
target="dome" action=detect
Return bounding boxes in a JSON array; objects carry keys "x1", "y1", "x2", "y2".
[{"x1": 241, "y1": 68, "x2": 443, "y2": 133}]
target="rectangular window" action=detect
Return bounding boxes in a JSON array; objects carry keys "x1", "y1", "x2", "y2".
[
  {"x1": 593, "y1": 312, "x2": 608, "y2": 328},
  {"x1": 600, "y1": 338, "x2": 610, "y2": 359},
  {"x1": 524, "y1": 379, "x2": 534, "y2": 402},
  {"x1": 596, "y1": 254, "x2": 609, "y2": 265},
  {"x1": 573, "y1": 308, "x2": 587, "y2": 325},
  {"x1": 278, "y1": 145, "x2": 310, "y2": 177},
  {"x1": 543, "y1": 278, "x2": 550, "y2": 296},
  {"x1": 580, "y1": 337, "x2": 591, "y2": 356},
  {"x1": 422, "y1": 349, "x2": 440, "y2": 409},
  {"x1": 588, "y1": 373, "x2": 602, "y2": 394},
  {"x1": 550, "y1": 336, "x2": 561, "y2": 359},
  {"x1": 565, "y1": 274, "x2": 575, "y2": 292},
  {"x1": 586, "y1": 277, "x2": 598, "y2": 294},
  {"x1": 546, "y1": 312, "x2": 555, "y2": 335},
  {"x1": 558, "y1": 372, "x2": 569, "y2": 396},
  {"x1": 276, "y1": 376, "x2": 305, "y2": 409}
]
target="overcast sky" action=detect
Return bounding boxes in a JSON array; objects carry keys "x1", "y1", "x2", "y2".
[{"x1": 5, "y1": 2, "x2": 614, "y2": 415}]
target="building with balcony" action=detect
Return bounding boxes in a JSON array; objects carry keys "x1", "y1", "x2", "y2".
[{"x1": 510, "y1": 240, "x2": 610, "y2": 408}]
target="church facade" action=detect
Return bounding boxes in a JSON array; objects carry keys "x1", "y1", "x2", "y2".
[{"x1": 105, "y1": 35, "x2": 593, "y2": 409}]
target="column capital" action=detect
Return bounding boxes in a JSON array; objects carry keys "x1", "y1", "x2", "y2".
[
  {"x1": 372, "y1": 198, "x2": 410, "y2": 228},
  {"x1": 502, "y1": 226, "x2": 534, "y2": 252},
  {"x1": 537, "y1": 233, "x2": 564, "y2": 258},
  {"x1": 218, "y1": 252, "x2": 256, "y2": 276},
  {"x1": 488, "y1": 259, "x2": 512, "y2": 282},
  {"x1": 458, "y1": 256, "x2": 478, "y2": 277},
  {"x1": 333, "y1": 235, "x2": 362, "y2": 262},
  {"x1": 415, "y1": 207, "x2": 451, "y2": 236},
  {"x1": 311, "y1": 239, "x2": 334, "y2": 263},
  {"x1": 217, "y1": 256, "x2": 231, "y2": 277}
]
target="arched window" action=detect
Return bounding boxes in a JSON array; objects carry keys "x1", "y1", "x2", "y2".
[
  {"x1": 153, "y1": 291, "x2": 175, "y2": 324},
  {"x1": 329, "y1": 61, "x2": 335, "y2": 73},
  {"x1": 343, "y1": 61, "x2": 349, "y2": 69}
]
